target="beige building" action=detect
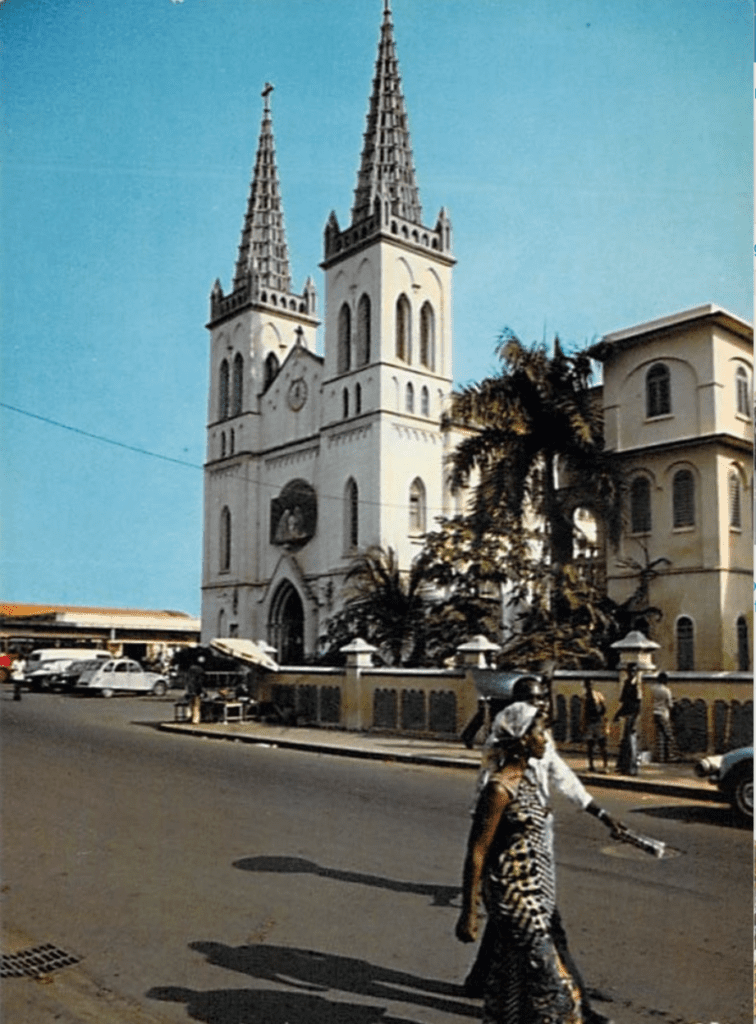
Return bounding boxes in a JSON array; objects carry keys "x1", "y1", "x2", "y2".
[
  {"x1": 590, "y1": 305, "x2": 753, "y2": 672},
  {"x1": 201, "y1": 5, "x2": 460, "y2": 661}
]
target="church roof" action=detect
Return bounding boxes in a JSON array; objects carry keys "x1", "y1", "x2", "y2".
[
  {"x1": 233, "y1": 83, "x2": 292, "y2": 294},
  {"x1": 351, "y1": 0, "x2": 423, "y2": 227}
]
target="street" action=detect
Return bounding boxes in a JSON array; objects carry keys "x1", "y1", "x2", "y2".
[{"x1": 1, "y1": 691, "x2": 751, "y2": 1024}]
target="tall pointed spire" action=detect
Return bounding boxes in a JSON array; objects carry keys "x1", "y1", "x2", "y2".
[
  {"x1": 233, "y1": 83, "x2": 292, "y2": 294},
  {"x1": 351, "y1": 0, "x2": 422, "y2": 226}
]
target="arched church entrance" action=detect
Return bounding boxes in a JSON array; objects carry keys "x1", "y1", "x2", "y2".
[{"x1": 268, "y1": 581, "x2": 305, "y2": 665}]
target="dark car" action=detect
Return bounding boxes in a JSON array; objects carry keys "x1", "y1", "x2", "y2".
[{"x1": 694, "y1": 745, "x2": 753, "y2": 820}]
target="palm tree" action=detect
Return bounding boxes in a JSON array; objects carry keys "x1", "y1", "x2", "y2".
[
  {"x1": 320, "y1": 546, "x2": 430, "y2": 666},
  {"x1": 446, "y1": 330, "x2": 622, "y2": 563}
]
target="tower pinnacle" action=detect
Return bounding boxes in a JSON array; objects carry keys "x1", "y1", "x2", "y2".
[
  {"x1": 233, "y1": 83, "x2": 292, "y2": 294},
  {"x1": 351, "y1": 1, "x2": 422, "y2": 226}
]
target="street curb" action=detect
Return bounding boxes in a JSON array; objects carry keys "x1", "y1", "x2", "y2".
[{"x1": 156, "y1": 722, "x2": 719, "y2": 802}]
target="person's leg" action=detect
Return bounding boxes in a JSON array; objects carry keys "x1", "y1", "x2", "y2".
[
  {"x1": 586, "y1": 737, "x2": 595, "y2": 771},
  {"x1": 551, "y1": 909, "x2": 613, "y2": 1024}
]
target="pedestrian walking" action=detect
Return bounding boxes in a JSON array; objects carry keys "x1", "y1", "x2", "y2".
[
  {"x1": 186, "y1": 664, "x2": 205, "y2": 724},
  {"x1": 649, "y1": 671, "x2": 677, "y2": 762},
  {"x1": 462, "y1": 677, "x2": 624, "y2": 1024},
  {"x1": 456, "y1": 702, "x2": 624, "y2": 1024},
  {"x1": 613, "y1": 662, "x2": 642, "y2": 775},
  {"x1": 581, "y1": 680, "x2": 608, "y2": 772},
  {"x1": 11, "y1": 656, "x2": 25, "y2": 701}
]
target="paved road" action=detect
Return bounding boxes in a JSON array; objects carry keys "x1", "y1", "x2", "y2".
[{"x1": 1, "y1": 692, "x2": 751, "y2": 1024}]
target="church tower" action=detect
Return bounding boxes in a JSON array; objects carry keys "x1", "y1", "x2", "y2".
[
  {"x1": 320, "y1": 0, "x2": 455, "y2": 575},
  {"x1": 202, "y1": 84, "x2": 320, "y2": 644}
]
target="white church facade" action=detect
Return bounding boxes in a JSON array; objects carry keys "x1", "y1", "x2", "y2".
[{"x1": 201, "y1": 4, "x2": 460, "y2": 662}]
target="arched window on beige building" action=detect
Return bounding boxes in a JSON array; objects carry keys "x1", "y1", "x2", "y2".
[
  {"x1": 630, "y1": 476, "x2": 652, "y2": 533},
  {"x1": 676, "y1": 616, "x2": 695, "y2": 670},
  {"x1": 232, "y1": 353, "x2": 244, "y2": 416},
  {"x1": 406, "y1": 382, "x2": 414, "y2": 414},
  {"x1": 737, "y1": 615, "x2": 750, "y2": 671},
  {"x1": 672, "y1": 469, "x2": 695, "y2": 528},
  {"x1": 646, "y1": 363, "x2": 671, "y2": 418},
  {"x1": 736, "y1": 366, "x2": 750, "y2": 417},
  {"x1": 728, "y1": 470, "x2": 742, "y2": 529}
]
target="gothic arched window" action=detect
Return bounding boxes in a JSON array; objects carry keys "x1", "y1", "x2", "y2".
[
  {"x1": 736, "y1": 366, "x2": 750, "y2": 417},
  {"x1": 406, "y1": 382, "x2": 414, "y2": 414},
  {"x1": 728, "y1": 470, "x2": 742, "y2": 529},
  {"x1": 420, "y1": 302, "x2": 435, "y2": 369},
  {"x1": 220, "y1": 506, "x2": 231, "y2": 572},
  {"x1": 342, "y1": 387, "x2": 349, "y2": 419},
  {"x1": 409, "y1": 477, "x2": 426, "y2": 534},
  {"x1": 356, "y1": 294, "x2": 371, "y2": 366},
  {"x1": 676, "y1": 616, "x2": 695, "y2": 671},
  {"x1": 232, "y1": 353, "x2": 244, "y2": 416},
  {"x1": 345, "y1": 478, "x2": 359, "y2": 550},
  {"x1": 355, "y1": 382, "x2": 362, "y2": 415},
  {"x1": 421, "y1": 385, "x2": 429, "y2": 417},
  {"x1": 630, "y1": 476, "x2": 651, "y2": 533},
  {"x1": 264, "y1": 352, "x2": 280, "y2": 391},
  {"x1": 672, "y1": 469, "x2": 695, "y2": 528},
  {"x1": 338, "y1": 303, "x2": 351, "y2": 373},
  {"x1": 646, "y1": 363, "x2": 671, "y2": 418},
  {"x1": 219, "y1": 359, "x2": 230, "y2": 421},
  {"x1": 396, "y1": 295, "x2": 411, "y2": 362},
  {"x1": 737, "y1": 615, "x2": 750, "y2": 671}
]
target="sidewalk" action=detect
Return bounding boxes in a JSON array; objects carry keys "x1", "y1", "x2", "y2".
[{"x1": 157, "y1": 718, "x2": 717, "y2": 803}]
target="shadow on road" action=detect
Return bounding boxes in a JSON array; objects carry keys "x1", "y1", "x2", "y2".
[
  {"x1": 147, "y1": 941, "x2": 477, "y2": 1022},
  {"x1": 233, "y1": 854, "x2": 461, "y2": 907},
  {"x1": 628, "y1": 802, "x2": 749, "y2": 829},
  {"x1": 147, "y1": 985, "x2": 415, "y2": 1024}
]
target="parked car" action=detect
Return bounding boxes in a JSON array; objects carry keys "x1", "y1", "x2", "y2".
[
  {"x1": 24, "y1": 649, "x2": 110, "y2": 691},
  {"x1": 694, "y1": 745, "x2": 753, "y2": 820},
  {"x1": 75, "y1": 658, "x2": 169, "y2": 697}
]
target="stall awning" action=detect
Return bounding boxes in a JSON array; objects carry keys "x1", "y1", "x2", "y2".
[{"x1": 209, "y1": 638, "x2": 278, "y2": 672}]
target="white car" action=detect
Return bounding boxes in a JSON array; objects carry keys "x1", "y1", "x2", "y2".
[{"x1": 75, "y1": 658, "x2": 168, "y2": 698}]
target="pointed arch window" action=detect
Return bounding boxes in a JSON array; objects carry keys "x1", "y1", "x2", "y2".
[
  {"x1": 232, "y1": 353, "x2": 244, "y2": 416},
  {"x1": 728, "y1": 470, "x2": 742, "y2": 529},
  {"x1": 406, "y1": 382, "x2": 414, "y2": 414},
  {"x1": 676, "y1": 616, "x2": 694, "y2": 671},
  {"x1": 630, "y1": 476, "x2": 651, "y2": 533},
  {"x1": 421, "y1": 385, "x2": 429, "y2": 417},
  {"x1": 355, "y1": 382, "x2": 362, "y2": 415},
  {"x1": 356, "y1": 294, "x2": 371, "y2": 366},
  {"x1": 420, "y1": 302, "x2": 435, "y2": 370},
  {"x1": 342, "y1": 387, "x2": 349, "y2": 419},
  {"x1": 736, "y1": 366, "x2": 750, "y2": 417},
  {"x1": 220, "y1": 506, "x2": 231, "y2": 573},
  {"x1": 338, "y1": 303, "x2": 351, "y2": 373},
  {"x1": 409, "y1": 477, "x2": 426, "y2": 534},
  {"x1": 737, "y1": 615, "x2": 750, "y2": 671},
  {"x1": 264, "y1": 352, "x2": 280, "y2": 391},
  {"x1": 219, "y1": 359, "x2": 230, "y2": 421},
  {"x1": 672, "y1": 469, "x2": 695, "y2": 528},
  {"x1": 396, "y1": 295, "x2": 411, "y2": 362},
  {"x1": 646, "y1": 363, "x2": 671, "y2": 418},
  {"x1": 345, "y1": 478, "x2": 359, "y2": 550}
]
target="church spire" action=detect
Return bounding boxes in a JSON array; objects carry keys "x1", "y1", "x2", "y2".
[
  {"x1": 233, "y1": 83, "x2": 292, "y2": 294},
  {"x1": 351, "y1": 0, "x2": 422, "y2": 226}
]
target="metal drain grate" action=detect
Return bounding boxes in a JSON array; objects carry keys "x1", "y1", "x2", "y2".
[{"x1": 1, "y1": 943, "x2": 81, "y2": 978}]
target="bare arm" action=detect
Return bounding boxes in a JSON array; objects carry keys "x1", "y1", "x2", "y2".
[{"x1": 455, "y1": 775, "x2": 513, "y2": 943}]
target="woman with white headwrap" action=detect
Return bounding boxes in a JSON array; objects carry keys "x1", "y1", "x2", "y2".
[{"x1": 455, "y1": 701, "x2": 583, "y2": 1024}]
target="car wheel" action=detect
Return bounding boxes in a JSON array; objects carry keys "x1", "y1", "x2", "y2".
[
  {"x1": 100, "y1": 688, "x2": 114, "y2": 699},
  {"x1": 730, "y1": 765, "x2": 753, "y2": 820},
  {"x1": 151, "y1": 680, "x2": 167, "y2": 697}
]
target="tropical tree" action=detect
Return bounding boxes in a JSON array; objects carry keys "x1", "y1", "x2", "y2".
[
  {"x1": 318, "y1": 545, "x2": 433, "y2": 666},
  {"x1": 445, "y1": 330, "x2": 623, "y2": 562}
]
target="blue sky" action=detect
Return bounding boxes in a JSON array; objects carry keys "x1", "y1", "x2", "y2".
[{"x1": 1, "y1": 0, "x2": 752, "y2": 616}]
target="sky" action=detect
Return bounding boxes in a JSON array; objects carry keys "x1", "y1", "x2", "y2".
[{"x1": 1, "y1": 0, "x2": 752, "y2": 617}]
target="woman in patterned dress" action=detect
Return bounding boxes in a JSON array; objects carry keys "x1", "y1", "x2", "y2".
[{"x1": 456, "y1": 702, "x2": 583, "y2": 1024}]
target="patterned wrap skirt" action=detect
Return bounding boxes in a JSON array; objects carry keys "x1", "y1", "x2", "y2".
[{"x1": 481, "y1": 773, "x2": 583, "y2": 1024}]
